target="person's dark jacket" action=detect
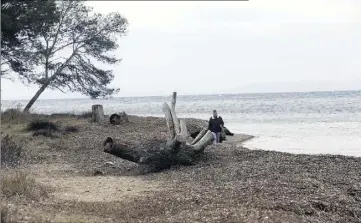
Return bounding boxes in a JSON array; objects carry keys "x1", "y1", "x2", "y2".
[{"x1": 208, "y1": 116, "x2": 224, "y2": 133}]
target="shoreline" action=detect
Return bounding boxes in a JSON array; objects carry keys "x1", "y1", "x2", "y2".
[
  {"x1": 2, "y1": 109, "x2": 359, "y2": 158},
  {"x1": 227, "y1": 133, "x2": 361, "y2": 159},
  {"x1": 239, "y1": 134, "x2": 361, "y2": 158}
]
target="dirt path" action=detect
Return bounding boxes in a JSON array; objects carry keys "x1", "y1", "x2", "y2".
[{"x1": 38, "y1": 175, "x2": 161, "y2": 203}]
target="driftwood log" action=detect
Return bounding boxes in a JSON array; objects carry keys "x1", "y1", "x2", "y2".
[
  {"x1": 92, "y1": 104, "x2": 105, "y2": 123},
  {"x1": 103, "y1": 92, "x2": 215, "y2": 171},
  {"x1": 110, "y1": 112, "x2": 129, "y2": 125}
]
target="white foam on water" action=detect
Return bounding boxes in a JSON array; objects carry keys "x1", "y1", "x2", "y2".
[{"x1": 227, "y1": 122, "x2": 361, "y2": 157}]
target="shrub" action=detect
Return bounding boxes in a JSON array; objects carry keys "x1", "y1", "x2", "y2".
[
  {"x1": 63, "y1": 125, "x2": 79, "y2": 133},
  {"x1": 26, "y1": 120, "x2": 59, "y2": 132},
  {"x1": 1, "y1": 108, "x2": 21, "y2": 118},
  {"x1": 1, "y1": 108, "x2": 29, "y2": 124},
  {"x1": 1, "y1": 171, "x2": 48, "y2": 201},
  {"x1": 1, "y1": 135, "x2": 22, "y2": 168},
  {"x1": 32, "y1": 129, "x2": 56, "y2": 138}
]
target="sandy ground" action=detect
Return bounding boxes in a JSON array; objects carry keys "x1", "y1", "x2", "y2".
[{"x1": 1, "y1": 114, "x2": 360, "y2": 222}]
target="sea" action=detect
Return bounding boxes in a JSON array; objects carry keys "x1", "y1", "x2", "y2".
[{"x1": 2, "y1": 90, "x2": 361, "y2": 157}]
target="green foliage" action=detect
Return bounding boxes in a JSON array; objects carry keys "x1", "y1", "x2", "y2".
[
  {"x1": 33, "y1": 1, "x2": 127, "y2": 99},
  {"x1": 1, "y1": 0, "x2": 59, "y2": 77}
]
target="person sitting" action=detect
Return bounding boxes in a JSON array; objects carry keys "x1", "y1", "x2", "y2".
[{"x1": 208, "y1": 110, "x2": 224, "y2": 144}]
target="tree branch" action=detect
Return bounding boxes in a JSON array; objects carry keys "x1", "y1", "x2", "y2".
[
  {"x1": 48, "y1": 1, "x2": 71, "y2": 56},
  {"x1": 44, "y1": 37, "x2": 50, "y2": 79},
  {"x1": 47, "y1": 50, "x2": 78, "y2": 84}
]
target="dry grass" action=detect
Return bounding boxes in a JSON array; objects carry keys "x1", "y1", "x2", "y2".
[
  {"x1": 79, "y1": 111, "x2": 93, "y2": 119},
  {"x1": 1, "y1": 171, "x2": 49, "y2": 201},
  {"x1": 1, "y1": 108, "x2": 29, "y2": 124},
  {"x1": 1, "y1": 108, "x2": 23, "y2": 120},
  {"x1": 1, "y1": 107, "x2": 44, "y2": 124},
  {"x1": 1, "y1": 134, "x2": 22, "y2": 168}
]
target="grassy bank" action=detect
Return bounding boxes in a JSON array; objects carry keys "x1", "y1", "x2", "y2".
[{"x1": 1, "y1": 109, "x2": 360, "y2": 222}]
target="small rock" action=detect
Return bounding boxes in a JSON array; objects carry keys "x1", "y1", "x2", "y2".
[{"x1": 104, "y1": 161, "x2": 116, "y2": 167}]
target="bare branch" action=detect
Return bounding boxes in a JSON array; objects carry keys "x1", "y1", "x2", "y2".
[{"x1": 48, "y1": 50, "x2": 78, "y2": 82}]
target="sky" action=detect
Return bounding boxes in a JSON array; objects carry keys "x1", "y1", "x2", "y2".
[{"x1": 1, "y1": 0, "x2": 361, "y2": 100}]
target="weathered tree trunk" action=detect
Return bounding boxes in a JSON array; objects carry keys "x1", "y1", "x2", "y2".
[
  {"x1": 171, "y1": 92, "x2": 181, "y2": 134},
  {"x1": 92, "y1": 104, "x2": 104, "y2": 123},
  {"x1": 162, "y1": 103, "x2": 175, "y2": 139},
  {"x1": 23, "y1": 53, "x2": 76, "y2": 113},
  {"x1": 179, "y1": 119, "x2": 188, "y2": 139},
  {"x1": 110, "y1": 112, "x2": 129, "y2": 125},
  {"x1": 191, "y1": 128, "x2": 207, "y2": 145},
  {"x1": 191, "y1": 130, "x2": 214, "y2": 152},
  {"x1": 104, "y1": 137, "x2": 198, "y2": 170},
  {"x1": 103, "y1": 92, "x2": 214, "y2": 171}
]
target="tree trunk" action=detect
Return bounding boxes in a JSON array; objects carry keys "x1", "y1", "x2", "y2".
[
  {"x1": 92, "y1": 104, "x2": 104, "y2": 123},
  {"x1": 179, "y1": 119, "x2": 188, "y2": 140},
  {"x1": 23, "y1": 53, "x2": 76, "y2": 113},
  {"x1": 191, "y1": 130, "x2": 214, "y2": 152},
  {"x1": 103, "y1": 136, "x2": 206, "y2": 170},
  {"x1": 162, "y1": 102, "x2": 175, "y2": 139},
  {"x1": 103, "y1": 92, "x2": 214, "y2": 171},
  {"x1": 109, "y1": 112, "x2": 129, "y2": 125},
  {"x1": 171, "y1": 92, "x2": 181, "y2": 134},
  {"x1": 23, "y1": 84, "x2": 48, "y2": 112},
  {"x1": 191, "y1": 128, "x2": 207, "y2": 145}
]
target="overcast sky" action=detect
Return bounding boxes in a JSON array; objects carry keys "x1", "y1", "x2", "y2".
[{"x1": 1, "y1": 0, "x2": 361, "y2": 100}]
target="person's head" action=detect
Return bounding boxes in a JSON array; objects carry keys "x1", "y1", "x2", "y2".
[{"x1": 213, "y1": 110, "x2": 218, "y2": 118}]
